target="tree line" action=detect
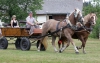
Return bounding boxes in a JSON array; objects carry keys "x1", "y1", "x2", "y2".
[
  {"x1": 0, "y1": 0, "x2": 43, "y2": 22},
  {"x1": 83, "y1": 0, "x2": 100, "y2": 38}
]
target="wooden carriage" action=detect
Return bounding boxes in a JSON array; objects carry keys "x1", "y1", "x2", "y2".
[{"x1": 0, "y1": 22, "x2": 47, "y2": 51}]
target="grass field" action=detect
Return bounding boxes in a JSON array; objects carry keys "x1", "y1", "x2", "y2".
[{"x1": 0, "y1": 38, "x2": 100, "y2": 63}]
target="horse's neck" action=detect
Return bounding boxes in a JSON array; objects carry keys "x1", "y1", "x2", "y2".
[
  {"x1": 69, "y1": 13, "x2": 76, "y2": 25},
  {"x1": 85, "y1": 23, "x2": 91, "y2": 28}
]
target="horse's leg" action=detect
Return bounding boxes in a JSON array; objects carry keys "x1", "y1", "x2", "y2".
[
  {"x1": 37, "y1": 37, "x2": 44, "y2": 51},
  {"x1": 70, "y1": 39, "x2": 79, "y2": 54},
  {"x1": 60, "y1": 33, "x2": 79, "y2": 53},
  {"x1": 58, "y1": 38, "x2": 65, "y2": 51},
  {"x1": 37, "y1": 30, "x2": 48, "y2": 51},
  {"x1": 62, "y1": 38, "x2": 70, "y2": 48},
  {"x1": 52, "y1": 36, "x2": 58, "y2": 52},
  {"x1": 66, "y1": 39, "x2": 70, "y2": 48},
  {"x1": 38, "y1": 22, "x2": 51, "y2": 51},
  {"x1": 62, "y1": 41, "x2": 64, "y2": 47},
  {"x1": 59, "y1": 39, "x2": 70, "y2": 53},
  {"x1": 82, "y1": 37, "x2": 88, "y2": 54},
  {"x1": 58, "y1": 40, "x2": 64, "y2": 51},
  {"x1": 62, "y1": 39, "x2": 70, "y2": 48},
  {"x1": 77, "y1": 36, "x2": 87, "y2": 54}
]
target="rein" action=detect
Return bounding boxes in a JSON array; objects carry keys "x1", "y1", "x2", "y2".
[{"x1": 85, "y1": 21, "x2": 93, "y2": 32}]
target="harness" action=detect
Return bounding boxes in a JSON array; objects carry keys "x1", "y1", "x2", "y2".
[
  {"x1": 85, "y1": 21, "x2": 93, "y2": 33},
  {"x1": 37, "y1": 14, "x2": 94, "y2": 39},
  {"x1": 56, "y1": 21, "x2": 65, "y2": 38},
  {"x1": 37, "y1": 23, "x2": 70, "y2": 39},
  {"x1": 36, "y1": 20, "x2": 93, "y2": 39}
]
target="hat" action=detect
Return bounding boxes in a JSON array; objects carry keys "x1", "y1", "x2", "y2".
[{"x1": 12, "y1": 15, "x2": 16, "y2": 18}]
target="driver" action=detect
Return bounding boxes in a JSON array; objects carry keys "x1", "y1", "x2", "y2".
[{"x1": 26, "y1": 11, "x2": 39, "y2": 35}]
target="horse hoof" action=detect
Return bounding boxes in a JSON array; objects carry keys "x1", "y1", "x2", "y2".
[
  {"x1": 59, "y1": 50, "x2": 62, "y2": 53},
  {"x1": 75, "y1": 52, "x2": 79, "y2": 54},
  {"x1": 76, "y1": 46, "x2": 79, "y2": 49}
]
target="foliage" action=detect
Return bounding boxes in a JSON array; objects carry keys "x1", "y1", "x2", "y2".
[
  {"x1": 0, "y1": 0, "x2": 43, "y2": 23},
  {"x1": 83, "y1": 1, "x2": 100, "y2": 38}
]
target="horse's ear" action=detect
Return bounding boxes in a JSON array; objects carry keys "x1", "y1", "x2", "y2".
[
  {"x1": 89, "y1": 13, "x2": 93, "y2": 18},
  {"x1": 89, "y1": 15, "x2": 92, "y2": 18}
]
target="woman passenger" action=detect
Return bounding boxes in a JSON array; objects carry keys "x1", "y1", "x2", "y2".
[{"x1": 10, "y1": 15, "x2": 19, "y2": 28}]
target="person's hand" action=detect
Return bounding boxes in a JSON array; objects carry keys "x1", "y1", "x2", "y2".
[{"x1": 15, "y1": 26, "x2": 19, "y2": 28}]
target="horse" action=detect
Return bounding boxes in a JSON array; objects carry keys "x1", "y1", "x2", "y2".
[
  {"x1": 58, "y1": 13, "x2": 97, "y2": 54},
  {"x1": 37, "y1": 8, "x2": 84, "y2": 53}
]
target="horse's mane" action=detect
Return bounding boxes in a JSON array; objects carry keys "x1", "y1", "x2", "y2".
[{"x1": 69, "y1": 9, "x2": 81, "y2": 17}]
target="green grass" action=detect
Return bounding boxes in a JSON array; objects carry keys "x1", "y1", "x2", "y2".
[{"x1": 0, "y1": 38, "x2": 100, "y2": 63}]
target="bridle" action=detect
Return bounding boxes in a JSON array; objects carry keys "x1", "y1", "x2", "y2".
[
  {"x1": 74, "y1": 12, "x2": 83, "y2": 23},
  {"x1": 85, "y1": 15, "x2": 96, "y2": 32}
]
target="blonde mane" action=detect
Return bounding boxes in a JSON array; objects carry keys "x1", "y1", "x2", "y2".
[{"x1": 69, "y1": 8, "x2": 81, "y2": 17}]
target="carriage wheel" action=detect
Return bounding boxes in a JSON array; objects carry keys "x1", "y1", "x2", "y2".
[
  {"x1": 0, "y1": 37, "x2": 8, "y2": 49},
  {"x1": 20, "y1": 37, "x2": 31, "y2": 51},
  {"x1": 15, "y1": 38, "x2": 21, "y2": 49},
  {"x1": 36, "y1": 40, "x2": 46, "y2": 51}
]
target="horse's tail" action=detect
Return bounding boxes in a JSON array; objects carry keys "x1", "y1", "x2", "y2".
[
  {"x1": 41, "y1": 19, "x2": 55, "y2": 50},
  {"x1": 42, "y1": 36, "x2": 48, "y2": 50}
]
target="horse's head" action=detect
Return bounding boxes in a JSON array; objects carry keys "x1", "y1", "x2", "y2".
[
  {"x1": 73, "y1": 8, "x2": 84, "y2": 22},
  {"x1": 84, "y1": 13, "x2": 97, "y2": 27},
  {"x1": 69, "y1": 8, "x2": 84, "y2": 25},
  {"x1": 88, "y1": 13, "x2": 97, "y2": 26}
]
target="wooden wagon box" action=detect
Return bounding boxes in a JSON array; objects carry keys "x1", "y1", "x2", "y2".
[{"x1": 1, "y1": 28, "x2": 42, "y2": 37}]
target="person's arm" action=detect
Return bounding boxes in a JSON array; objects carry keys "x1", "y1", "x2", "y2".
[
  {"x1": 16, "y1": 20, "x2": 19, "y2": 27},
  {"x1": 26, "y1": 18, "x2": 34, "y2": 26},
  {"x1": 33, "y1": 18, "x2": 39, "y2": 25},
  {"x1": 27, "y1": 21, "x2": 34, "y2": 26},
  {"x1": 10, "y1": 20, "x2": 13, "y2": 27}
]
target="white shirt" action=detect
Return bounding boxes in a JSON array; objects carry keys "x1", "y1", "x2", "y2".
[{"x1": 26, "y1": 16, "x2": 35, "y2": 25}]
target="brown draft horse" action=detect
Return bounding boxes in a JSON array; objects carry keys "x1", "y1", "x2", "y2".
[
  {"x1": 58, "y1": 13, "x2": 97, "y2": 54},
  {"x1": 38, "y1": 8, "x2": 84, "y2": 53}
]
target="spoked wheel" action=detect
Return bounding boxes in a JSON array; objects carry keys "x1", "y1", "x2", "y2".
[
  {"x1": 20, "y1": 37, "x2": 31, "y2": 51},
  {"x1": 0, "y1": 37, "x2": 8, "y2": 49},
  {"x1": 15, "y1": 38, "x2": 21, "y2": 49},
  {"x1": 36, "y1": 40, "x2": 46, "y2": 51}
]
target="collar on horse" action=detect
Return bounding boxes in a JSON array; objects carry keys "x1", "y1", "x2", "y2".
[{"x1": 85, "y1": 20, "x2": 93, "y2": 32}]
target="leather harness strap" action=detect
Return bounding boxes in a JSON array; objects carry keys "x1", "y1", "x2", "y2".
[{"x1": 56, "y1": 21, "x2": 63, "y2": 38}]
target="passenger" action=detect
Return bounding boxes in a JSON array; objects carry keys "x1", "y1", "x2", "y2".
[
  {"x1": 26, "y1": 11, "x2": 39, "y2": 35},
  {"x1": 10, "y1": 15, "x2": 19, "y2": 28}
]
